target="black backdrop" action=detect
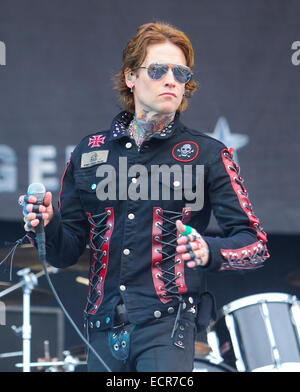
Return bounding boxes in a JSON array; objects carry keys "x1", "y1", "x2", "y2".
[
  {"x1": 0, "y1": 0, "x2": 300, "y2": 369},
  {"x1": 0, "y1": 0, "x2": 299, "y2": 233}
]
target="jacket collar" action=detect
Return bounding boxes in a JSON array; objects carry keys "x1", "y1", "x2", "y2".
[{"x1": 109, "y1": 111, "x2": 181, "y2": 142}]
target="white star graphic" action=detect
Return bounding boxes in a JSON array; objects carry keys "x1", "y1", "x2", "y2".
[{"x1": 205, "y1": 117, "x2": 249, "y2": 166}]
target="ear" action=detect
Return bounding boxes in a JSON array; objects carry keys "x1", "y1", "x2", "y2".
[{"x1": 124, "y1": 69, "x2": 136, "y2": 89}]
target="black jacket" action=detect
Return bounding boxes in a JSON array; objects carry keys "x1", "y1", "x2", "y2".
[{"x1": 43, "y1": 111, "x2": 269, "y2": 329}]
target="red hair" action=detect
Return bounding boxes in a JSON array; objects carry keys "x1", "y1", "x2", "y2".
[{"x1": 114, "y1": 22, "x2": 198, "y2": 113}]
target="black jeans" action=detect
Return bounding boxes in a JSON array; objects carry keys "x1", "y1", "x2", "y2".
[{"x1": 87, "y1": 311, "x2": 196, "y2": 372}]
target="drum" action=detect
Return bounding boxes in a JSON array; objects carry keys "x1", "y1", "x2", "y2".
[
  {"x1": 208, "y1": 293, "x2": 300, "y2": 372},
  {"x1": 193, "y1": 358, "x2": 230, "y2": 372}
]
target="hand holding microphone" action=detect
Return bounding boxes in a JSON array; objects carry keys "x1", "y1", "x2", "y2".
[
  {"x1": 18, "y1": 184, "x2": 112, "y2": 372},
  {"x1": 19, "y1": 183, "x2": 54, "y2": 260},
  {"x1": 19, "y1": 184, "x2": 54, "y2": 233}
]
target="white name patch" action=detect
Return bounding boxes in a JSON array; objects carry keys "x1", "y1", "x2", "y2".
[{"x1": 81, "y1": 150, "x2": 109, "y2": 168}]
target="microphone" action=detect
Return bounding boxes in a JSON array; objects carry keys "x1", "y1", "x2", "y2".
[
  {"x1": 27, "y1": 183, "x2": 46, "y2": 260},
  {"x1": 26, "y1": 184, "x2": 112, "y2": 371}
]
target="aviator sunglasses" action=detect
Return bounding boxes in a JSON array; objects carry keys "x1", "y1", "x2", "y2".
[{"x1": 138, "y1": 63, "x2": 193, "y2": 84}]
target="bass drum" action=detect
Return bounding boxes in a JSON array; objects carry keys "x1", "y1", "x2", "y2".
[{"x1": 209, "y1": 293, "x2": 300, "y2": 372}]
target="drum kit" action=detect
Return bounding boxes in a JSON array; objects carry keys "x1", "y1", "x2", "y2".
[
  {"x1": 194, "y1": 292, "x2": 300, "y2": 372},
  {"x1": 1, "y1": 243, "x2": 300, "y2": 372}
]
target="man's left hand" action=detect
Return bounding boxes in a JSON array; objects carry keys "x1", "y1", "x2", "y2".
[{"x1": 176, "y1": 220, "x2": 210, "y2": 268}]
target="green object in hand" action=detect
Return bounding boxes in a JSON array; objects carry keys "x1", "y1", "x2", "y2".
[{"x1": 180, "y1": 225, "x2": 192, "y2": 235}]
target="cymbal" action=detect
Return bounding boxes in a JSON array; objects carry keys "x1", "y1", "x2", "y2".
[
  {"x1": 194, "y1": 341, "x2": 212, "y2": 358},
  {"x1": 0, "y1": 281, "x2": 52, "y2": 305},
  {"x1": 286, "y1": 270, "x2": 300, "y2": 287},
  {"x1": 0, "y1": 243, "x2": 89, "y2": 272}
]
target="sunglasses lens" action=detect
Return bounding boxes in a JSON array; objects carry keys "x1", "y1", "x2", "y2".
[
  {"x1": 173, "y1": 65, "x2": 192, "y2": 84},
  {"x1": 147, "y1": 63, "x2": 169, "y2": 80},
  {"x1": 145, "y1": 63, "x2": 192, "y2": 83}
]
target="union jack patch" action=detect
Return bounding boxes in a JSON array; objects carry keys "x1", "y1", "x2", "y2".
[{"x1": 88, "y1": 134, "x2": 106, "y2": 148}]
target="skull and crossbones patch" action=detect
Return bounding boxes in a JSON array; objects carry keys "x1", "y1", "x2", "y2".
[{"x1": 172, "y1": 141, "x2": 199, "y2": 162}]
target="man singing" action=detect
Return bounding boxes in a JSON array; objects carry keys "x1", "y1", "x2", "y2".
[{"x1": 20, "y1": 22, "x2": 269, "y2": 372}]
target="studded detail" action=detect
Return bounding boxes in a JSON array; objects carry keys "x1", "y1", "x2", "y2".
[
  {"x1": 109, "y1": 111, "x2": 177, "y2": 146},
  {"x1": 173, "y1": 319, "x2": 186, "y2": 349}
]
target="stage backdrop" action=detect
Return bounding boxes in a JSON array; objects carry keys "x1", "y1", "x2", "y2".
[{"x1": 0, "y1": 0, "x2": 299, "y2": 234}]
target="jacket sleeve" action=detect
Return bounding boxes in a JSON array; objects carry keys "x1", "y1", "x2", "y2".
[
  {"x1": 202, "y1": 147, "x2": 270, "y2": 272},
  {"x1": 43, "y1": 149, "x2": 90, "y2": 268}
]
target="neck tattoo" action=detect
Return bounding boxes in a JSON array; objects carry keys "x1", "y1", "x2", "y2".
[{"x1": 128, "y1": 110, "x2": 175, "y2": 149}]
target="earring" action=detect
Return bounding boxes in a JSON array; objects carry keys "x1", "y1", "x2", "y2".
[{"x1": 130, "y1": 86, "x2": 133, "y2": 93}]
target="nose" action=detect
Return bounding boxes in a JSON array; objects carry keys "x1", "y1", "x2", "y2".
[{"x1": 163, "y1": 67, "x2": 176, "y2": 87}]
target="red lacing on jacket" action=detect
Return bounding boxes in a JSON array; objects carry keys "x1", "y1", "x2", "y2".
[
  {"x1": 220, "y1": 148, "x2": 269, "y2": 270},
  {"x1": 152, "y1": 207, "x2": 191, "y2": 303},
  {"x1": 84, "y1": 208, "x2": 114, "y2": 315},
  {"x1": 152, "y1": 207, "x2": 192, "y2": 338}
]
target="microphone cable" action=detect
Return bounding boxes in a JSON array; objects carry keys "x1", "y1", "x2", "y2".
[{"x1": 35, "y1": 224, "x2": 112, "y2": 372}]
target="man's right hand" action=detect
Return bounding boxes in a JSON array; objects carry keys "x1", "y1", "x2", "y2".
[{"x1": 19, "y1": 192, "x2": 54, "y2": 232}]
